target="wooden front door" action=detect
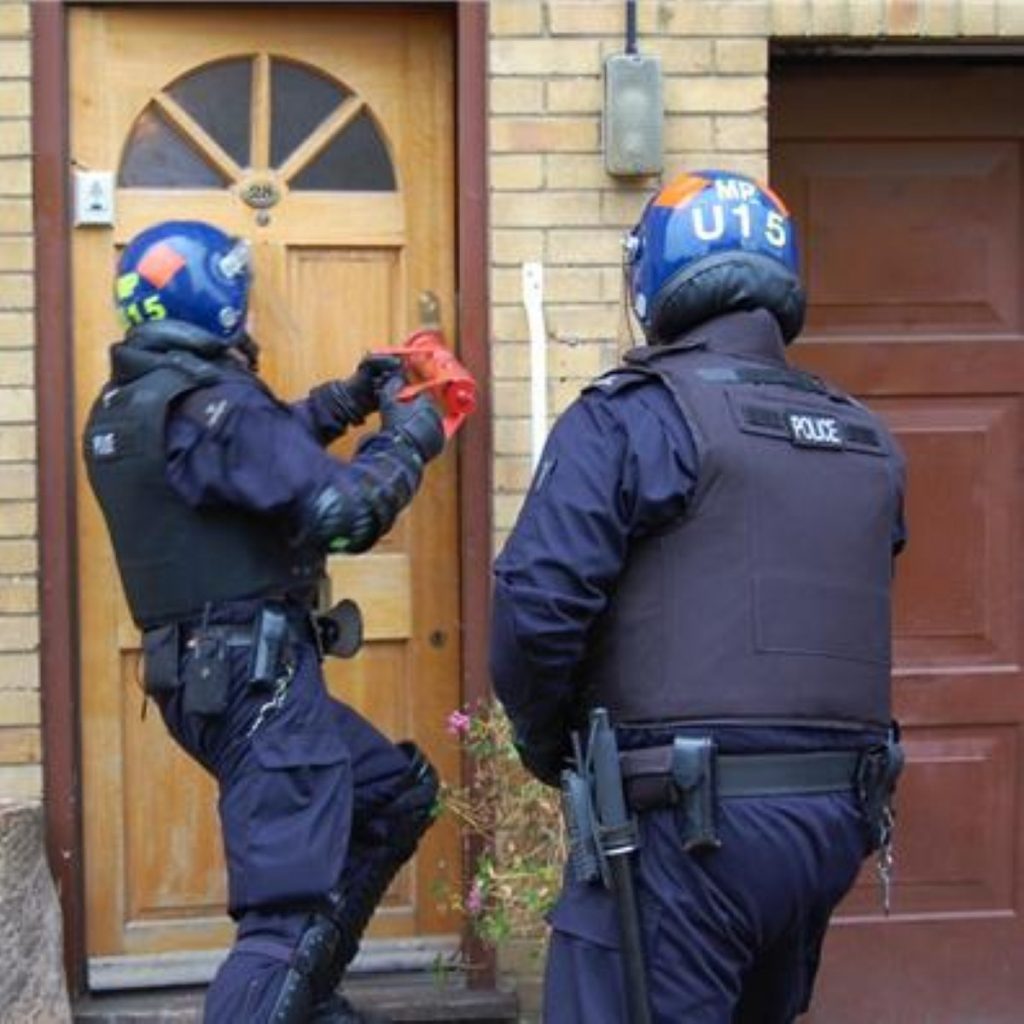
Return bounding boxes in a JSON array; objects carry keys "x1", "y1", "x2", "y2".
[
  {"x1": 773, "y1": 60, "x2": 1024, "y2": 1022},
  {"x1": 70, "y1": 4, "x2": 460, "y2": 985}
]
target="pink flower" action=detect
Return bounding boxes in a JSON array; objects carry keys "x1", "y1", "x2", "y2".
[
  {"x1": 446, "y1": 709, "x2": 472, "y2": 737},
  {"x1": 467, "y1": 879, "x2": 485, "y2": 916}
]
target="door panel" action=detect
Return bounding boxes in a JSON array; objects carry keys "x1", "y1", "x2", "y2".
[
  {"x1": 795, "y1": 141, "x2": 1019, "y2": 332},
  {"x1": 71, "y1": 4, "x2": 459, "y2": 978},
  {"x1": 772, "y1": 62, "x2": 1024, "y2": 1021}
]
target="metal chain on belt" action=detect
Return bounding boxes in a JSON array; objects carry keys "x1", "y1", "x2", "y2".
[
  {"x1": 876, "y1": 805, "x2": 895, "y2": 916},
  {"x1": 246, "y1": 661, "x2": 295, "y2": 738}
]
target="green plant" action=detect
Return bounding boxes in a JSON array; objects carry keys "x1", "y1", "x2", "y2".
[{"x1": 436, "y1": 700, "x2": 566, "y2": 945}]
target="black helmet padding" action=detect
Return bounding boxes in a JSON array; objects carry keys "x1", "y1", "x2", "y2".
[{"x1": 647, "y1": 251, "x2": 806, "y2": 346}]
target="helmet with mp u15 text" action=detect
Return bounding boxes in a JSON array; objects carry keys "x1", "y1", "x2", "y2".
[
  {"x1": 114, "y1": 220, "x2": 251, "y2": 342},
  {"x1": 625, "y1": 170, "x2": 805, "y2": 344}
]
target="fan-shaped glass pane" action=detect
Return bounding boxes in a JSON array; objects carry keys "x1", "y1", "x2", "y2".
[
  {"x1": 271, "y1": 59, "x2": 349, "y2": 168},
  {"x1": 119, "y1": 105, "x2": 228, "y2": 188},
  {"x1": 290, "y1": 111, "x2": 396, "y2": 192},
  {"x1": 167, "y1": 59, "x2": 252, "y2": 168}
]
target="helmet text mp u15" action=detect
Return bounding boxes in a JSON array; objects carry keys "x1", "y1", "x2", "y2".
[{"x1": 625, "y1": 170, "x2": 806, "y2": 344}]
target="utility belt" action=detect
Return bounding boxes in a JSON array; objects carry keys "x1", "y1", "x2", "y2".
[
  {"x1": 562, "y1": 721, "x2": 904, "y2": 912},
  {"x1": 617, "y1": 736, "x2": 903, "y2": 854},
  {"x1": 139, "y1": 598, "x2": 364, "y2": 718}
]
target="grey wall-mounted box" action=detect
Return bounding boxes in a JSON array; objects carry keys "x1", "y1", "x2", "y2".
[{"x1": 603, "y1": 52, "x2": 663, "y2": 178}]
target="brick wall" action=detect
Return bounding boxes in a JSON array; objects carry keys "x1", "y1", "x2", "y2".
[
  {"x1": 488, "y1": 0, "x2": 1024, "y2": 551},
  {"x1": 0, "y1": 0, "x2": 38, "y2": 801}
]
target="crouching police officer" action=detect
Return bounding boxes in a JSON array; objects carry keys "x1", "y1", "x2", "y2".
[
  {"x1": 83, "y1": 221, "x2": 447, "y2": 1023},
  {"x1": 490, "y1": 172, "x2": 907, "y2": 1023}
]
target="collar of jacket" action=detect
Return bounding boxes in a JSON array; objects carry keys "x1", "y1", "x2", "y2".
[
  {"x1": 109, "y1": 320, "x2": 248, "y2": 384},
  {"x1": 628, "y1": 309, "x2": 789, "y2": 370}
]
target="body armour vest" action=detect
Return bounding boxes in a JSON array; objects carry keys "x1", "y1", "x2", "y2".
[
  {"x1": 581, "y1": 313, "x2": 905, "y2": 730},
  {"x1": 83, "y1": 347, "x2": 324, "y2": 629}
]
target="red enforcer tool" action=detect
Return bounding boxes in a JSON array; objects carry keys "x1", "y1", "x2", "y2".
[{"x1": 379, "y1": 328, "x2": 478, "y2": 438}]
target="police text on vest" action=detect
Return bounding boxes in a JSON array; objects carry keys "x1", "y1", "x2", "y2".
[{"x1": 786, "y1": 413, "x2": 844, "y2": 449}]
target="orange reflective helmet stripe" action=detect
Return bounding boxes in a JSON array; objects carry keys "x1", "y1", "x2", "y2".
[
  {"x1": 757, "y1": 178, "x2": 791, "y2": 216},
  {"x1": 137, "y1": 241, "x2": 187, "y2": 290},
  {"x1": 652, "y1": 172, "x2": 792, "y2": 217},
  {"x1": 653, "y1": 173, "x2": 709, "y2": 209}
]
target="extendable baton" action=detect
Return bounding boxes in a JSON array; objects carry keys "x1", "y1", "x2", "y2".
[{"x1": 590, "y1": 708, "x2": 653, "y2": 1024}]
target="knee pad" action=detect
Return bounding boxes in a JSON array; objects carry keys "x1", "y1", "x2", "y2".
[
  {"x1": 383, "y1": 741, "x2": 440, "y2": 854},
  {"x1": 317, "y1": 743, "x2": 441, "y2": 992},
  {"x1": 351, "y1": 741, "x2": 438, "y2": 853}
]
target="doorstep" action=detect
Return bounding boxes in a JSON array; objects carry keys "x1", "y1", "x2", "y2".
[{"x1": 72, "y1": 975, "x2": 520, "y2": 1023}]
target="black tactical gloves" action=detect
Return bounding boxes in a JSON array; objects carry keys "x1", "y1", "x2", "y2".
[
  {"x1": 309, "y1": 354, "x2": 447, "y2": 463},
  {"x1": 310, "y1": 353, "x2": 404, "y2": 436},
  {"x1": 377, "y1": 375, "x2": 445, "y2": 464},
  {"x1": 296, "y1": 363, "x2": 445, "y2": 556}
]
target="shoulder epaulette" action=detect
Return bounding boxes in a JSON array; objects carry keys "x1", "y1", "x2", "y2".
[{"x1": 582, "y1": 366, "x2": 653, "y2": 398}]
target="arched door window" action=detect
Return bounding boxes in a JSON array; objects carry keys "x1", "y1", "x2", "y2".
[{"x1": 119, "y1": 56, "x2": 396, "y2": 194}]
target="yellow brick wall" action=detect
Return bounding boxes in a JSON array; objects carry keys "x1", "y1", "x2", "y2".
[
  {"x1": 489, "y1": 0, "x2": 772, "y2": 551},
  {"x1": 488, "y1": 0, "x2": 1024, "y2": 551},
  {"x1": 0, "y1": 0, "x2": 38, "y2": 801}
]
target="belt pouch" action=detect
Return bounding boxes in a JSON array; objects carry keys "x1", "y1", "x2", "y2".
[
  {"x1": 248, "y1": 606, "x2": 288, "y2": 689},
  {"x1": 141, "y1": 623, "x2": 181, "y2": 695},
  {"x1": 559, "y1": 767, "x2": 602, "y2": 885},
  {"x1": 182, "y1": 630, "x2": 230, "y2": 716},
  {"x1": 856, "y1": 737, "x2": 905, "y2": 848},
  {"x1": 671, "y1": 737, "x2": 721, "y2": 852}
]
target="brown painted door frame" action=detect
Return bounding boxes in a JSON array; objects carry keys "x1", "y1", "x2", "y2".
[{"x1": 31, "y1": 0, "x2": 491, "y2": 994}]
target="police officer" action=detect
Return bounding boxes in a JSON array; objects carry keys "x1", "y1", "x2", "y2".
[
  {"x1": 489, "y1": 172, "x2": 907, "y2": 1023},
  {"x1": 84, "y1": 221, "x2": 448, "y2": 1023}
]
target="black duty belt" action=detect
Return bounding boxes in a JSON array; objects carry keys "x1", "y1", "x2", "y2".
[
  {"x1": 183, "y1": 622, "x2": 257, "y2": 649},
  {"x1": 178, "y1": 601, "x2": 362, "y2": 662},
  {"x1": 620, "y1": 744, "x2": 861, "y2": 812},
  {"x1": 180, "y1": 609, "x2": 316, "y2": 650}
]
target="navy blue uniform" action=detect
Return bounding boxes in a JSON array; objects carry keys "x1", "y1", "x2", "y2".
[
  {"x1": 491, "y1": 350, "x2": 904, "y2": 1023},
  {"x1": 158, "y1": 378, "x2": 414, "y2": 1021},
  {"x1": 89, "y1": 218, "x2": 441, "y2": 1022},
  {"x1": 167, "y1": 372, "x2": 410, "y2": 527}
]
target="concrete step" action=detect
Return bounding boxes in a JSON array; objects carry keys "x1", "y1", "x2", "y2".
[{"x1": 73, "y1": 976, "x2": 520, "y2": 1023}]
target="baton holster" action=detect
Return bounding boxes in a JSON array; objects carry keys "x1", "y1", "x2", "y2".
[
  {"x1": 670, "y1": 737, "x2": 722, "y2": 852},
  {"x1": 315, "y1": 599, "x2": 364, "y2": 660},
  {"x1": 560, "y1": 767, "x2": 603, "y2": 886}
]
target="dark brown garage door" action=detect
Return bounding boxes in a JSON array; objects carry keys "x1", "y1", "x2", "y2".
[{"x1": 772, "y1": 59, "x2": 1024, "y2": 1023}]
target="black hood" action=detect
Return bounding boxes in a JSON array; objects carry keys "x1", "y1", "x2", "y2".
[{"x1": 110, "y1": 320, "x2": 248, "y2": 384}]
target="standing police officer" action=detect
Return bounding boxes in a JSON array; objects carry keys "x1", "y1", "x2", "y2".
[
  {"x1": 84, "y1": 221, "x2": 447, "y2": 1023},
  {"x1": 490, "y1": 172, "x2": 906, "y2": 1023}
]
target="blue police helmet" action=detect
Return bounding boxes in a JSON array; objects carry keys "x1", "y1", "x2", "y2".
[
  {"x1": 114, "y1": 220, "x2": 251, "y2": 342},
  {"x1": 625, "y1": 170, "x2": 806, "y2": 344}
]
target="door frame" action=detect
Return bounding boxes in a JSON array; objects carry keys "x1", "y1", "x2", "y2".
[{"x1": 31, "y1": 1, "x2": 491, "y2": 994}]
